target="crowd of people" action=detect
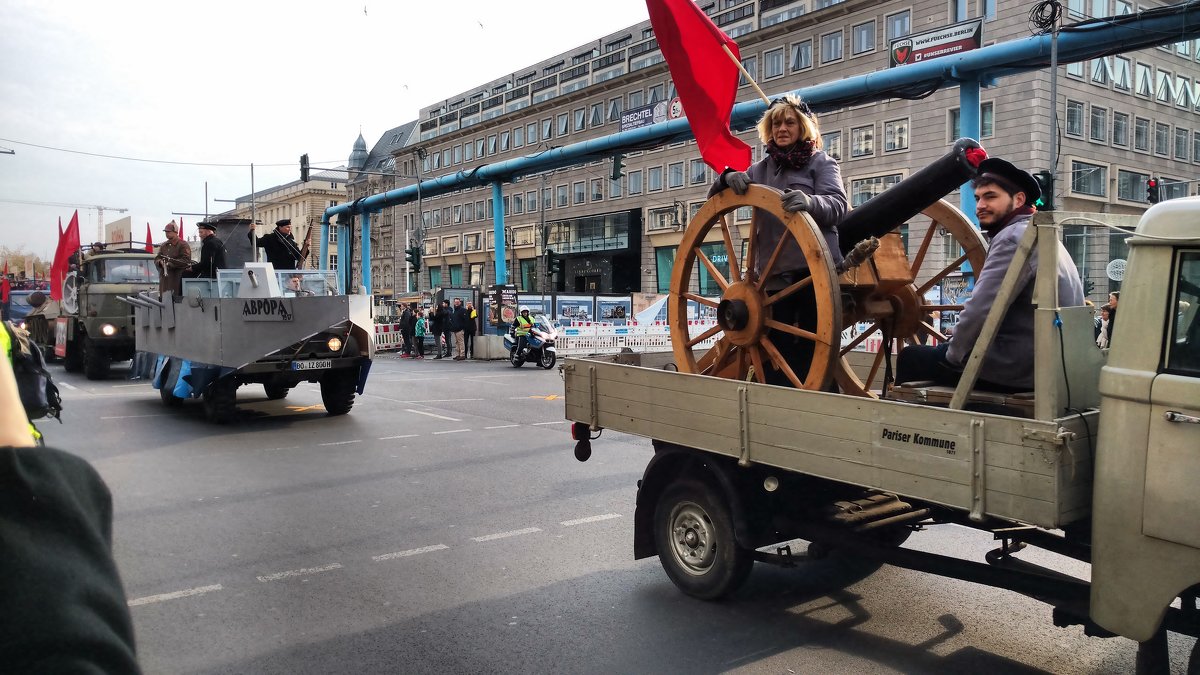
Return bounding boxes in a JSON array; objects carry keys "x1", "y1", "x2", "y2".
[{"x1": 393, "y1": 299, "x2": 478, "y2": 360}]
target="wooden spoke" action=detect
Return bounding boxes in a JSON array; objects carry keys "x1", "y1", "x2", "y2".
[
  {"x1": 694, "y1": 246, "x2": 730, "y2": 291},
  {"x1": 718, "y1": 216, "x2": 741, "y2": 283},
  {"x1": 683, "y1": 292, "x2": 720, "y2": 308},
  {"x1": 840, "y1": 322, "x2": 880, "y2": 355},
  {"x1": 745, "y1": 209, "x2": 759, "y2": 281},
  {"x1": 909, "y1": 220, "x2": 938, "y2": 277},
  {"x1": 863, "y1": 346, "x2": 886, "y2": 390},
  {"x1": 919, "y1": 320, "x2": 949, "y2": 342},
  {"x1": 760, "y1": 336, "x2": 804, "y2": 388},
  {"x1": 755, "y1": 235, "x2": 789, "y2": 291},
  {"x1": 765, "y1": 319, "x2": 818, "y2": 343},
  {"x1": 695, "y1": 337, "x2": 729, "y2": 372},
  {"x1": 763, "y1": 275, "x2": 813, "y2": 307},
  {"x1": 915, "y1": 252, "x2": 969, "y2": 296},
  {"x1": 685, "y1": 322, "x2": 723, "y2": 348},
  {"x1": 748, "y1": 345, "x2": 767, "y2": 384},
  {"x1": 922, "y1": 304, "x2": 965, "y2": 312},
  {"x1": 701, "y1": 342, "x2": 739, "y2": 378}
]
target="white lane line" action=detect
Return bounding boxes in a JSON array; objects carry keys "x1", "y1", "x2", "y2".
[
  {"x1": 432, "y1": 429, "x2": 469, "y2": 435},
  {"x1": 128, "y1": 584, "x2": 223, "y2": 607},
  {"x1": 58, "y1": 381, "x2": 80, "y2": 391},
  {"x1": 112, "y1": 383, "x2": 150, "y2": 388},
  {"x1": 484, "y1": 424, "x2": 519, "y2": 429},
  {"x1": 404, "y1": 409, "x2": 461, "y2": 421},
  {"x1": 472, "y1": 527, "x2": 542, "y2": 542},
  {"x1": 100, "y1": 414, "x2": 168, "y2": 420},
  {"x1": 379, "y1": 434, "x2": 418, "y2": 440},
  {"x1": 532, "y1": 421, "x2": 568, "y2": 426},
  {"x1": 319, "y1": 440, "x2": 362, "y2": 446},
  {"x1": 561, "y1": 513, "x2": 623, "y2": 527},
  {"x1": 256, "y1": 563, "x2": 343, "y2": 582},
  {"x1": 372, "y1": 544, "x2": 449, "y2": 561}
]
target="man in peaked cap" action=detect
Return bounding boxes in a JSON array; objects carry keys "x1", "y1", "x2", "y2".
[
  {"x1": 155, "y1": 220, "x2": 192, "y2": 296},
  {"x1": 896, "y1": 157, "x2": 1084, "y2": 392},
  {"x1": 188, "y1": 221, "x2": 227, "y2": 280},
  {"x1": 248, "y1": 218, "x2": 302, "y2": 270}
]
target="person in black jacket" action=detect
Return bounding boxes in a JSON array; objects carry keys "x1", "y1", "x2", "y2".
[
  {"x1": 248, "y1": 219, "x2": 302, "y2": 270},
  {"x1": 431, "y1": 301, "x2": 448, "y2": 359},
  {"x1": 450, "y1": 298, "x2": 468, "y2": 360},
  {"x1": 188, "y1": 222, "x2": 227, "y2": 279},
  {"x1": 463, "y1": 301, "x2": 478, "y2": 359},
  {"x1": 399, "y1": 304, "x2": 414, "y2": 357}
]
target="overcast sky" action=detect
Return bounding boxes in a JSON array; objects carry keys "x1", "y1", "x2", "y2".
[{"x1": 0, "y1": 0, "x2": 651, "y2": 259}]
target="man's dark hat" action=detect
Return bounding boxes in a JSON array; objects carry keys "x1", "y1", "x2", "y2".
[
  {"x1": 275, "y1": 218, "x2": 292, "y2": 227},
  {"x1": 197, "y1": 222, "x2": 217, "y2": 231},
  {"x1": 976, "y1": 158, "x2": 1040, "y2": 203}
]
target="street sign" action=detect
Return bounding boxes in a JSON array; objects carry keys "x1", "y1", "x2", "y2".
[{"x1": 890, "y1": 19, "x2": 983, "y2": 67}]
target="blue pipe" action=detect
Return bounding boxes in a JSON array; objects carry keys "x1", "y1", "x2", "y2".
[
  {"x1": 492, "y1": 181, "x2": 506, "y2": 284},
  {"x1": 360, "y1": 211, "x2": 372, "y2": 293},
  {"x1": 958, "y1": 79, "x2": 981, "y2": 225}
]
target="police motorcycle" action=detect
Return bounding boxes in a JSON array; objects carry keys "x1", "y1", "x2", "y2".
[{"x1": 503, "y1": 308, "x2": 558, "y2": 369}]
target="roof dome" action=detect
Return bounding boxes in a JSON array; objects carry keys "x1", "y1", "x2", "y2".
[{"x1": 348, "y1": 132, "x2": 368, "y2": 171}]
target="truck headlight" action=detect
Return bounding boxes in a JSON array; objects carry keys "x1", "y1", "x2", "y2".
[
  {"x1": 100, "y1": 323, "x2": 117, "y2": 336},
  {"x1": 326, "y1": 336, "x2": 343, "y2": 352}
]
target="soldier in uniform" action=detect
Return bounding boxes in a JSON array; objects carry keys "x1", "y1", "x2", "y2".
[
  {"x1": 155, "y1": 221, "x2": 192, "y2": 296},
  {"x1": 188, "y1": 222, "x2": 226, "y2": 280},
  {"x1": 249, "y1": 219, "x2": 303, "y2": 270}
]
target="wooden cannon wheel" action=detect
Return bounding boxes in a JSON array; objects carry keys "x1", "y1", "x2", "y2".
[
  {"x1": 668, "y1": 185, "x2": 843, "y2": 390},
  {"x1": 833, "y1": 199, "x2": 988, "y2": 397}
]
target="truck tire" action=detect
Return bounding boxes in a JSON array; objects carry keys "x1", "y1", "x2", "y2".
[
  {"x1": 203, "y1": 377, "x2": 238, "y2": 424},
  {"x1": 63, "y1": 339, "x2": 84, "y2": 373},
  {"x1": 654, "y1": 479, "x2": 753, "y2": 600},
  {"x1": 83, "y1": 338, "x2": 111, "y2": 380},
  {"x1": 320, "y1": 368, "x2": 357, "y2": 416},
  {"x1": 263, "y1": 383, "x2": 290, "y2": 400},
  {"x1": 1188, "y1": 637, "x2": 1199, "y2": 675},
  {"x1": 160, "y1": 385, "x2": 184, "y2": 407}
]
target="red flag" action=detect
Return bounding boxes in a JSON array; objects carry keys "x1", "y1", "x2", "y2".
[
  {"x1": 58, "y1": 216, "x2": 63, "y2": 238},
  {"x1": 145, "y1": 223, "x2": 154, "y2": 252},
  {"x1": 645, "y1": 0, "x2": 752, "y2": 172},
  {"x1": 50, "y1": 211, "x2": 80, "y2": 302},
  {"x1": 2, "y1": 261, "x2": 9, "y2": 304}
]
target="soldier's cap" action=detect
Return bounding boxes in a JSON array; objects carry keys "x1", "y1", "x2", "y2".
[
  {"x1": 975, "y1": 158, "x2": 1040, "y2": 203},
  {"x1": 163, "y1": 221, "x2": 178, "y2": 232},
  {"x1": 275, "y1": 218, "x2": 292, "y2": 227},
  {"x1": 197, "y1": 222, "x2": 217, "y2": 231}
]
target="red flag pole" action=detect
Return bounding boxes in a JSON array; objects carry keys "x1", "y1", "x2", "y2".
[{"x1": 720, "y1": 45, "x2": 770, "y2": 104}]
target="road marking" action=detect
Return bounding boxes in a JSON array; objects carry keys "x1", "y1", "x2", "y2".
[
  {"x1": 372, "y1": 544, "x2": 449, "y2": 561},
  {"x1": 100, "y1": 414, "x2": 167, "y2": 420},
  {"x1": 432, "y1": 429, "x2": 469, "y2": 435},
  {"x1": 561, "y1": 513, "x2": 623, "y2": 527},
  {"x1": 472, "y1": 527, "x2": 541, "y2": 542},
  {"x1": 405, "y1": 409, "x2": 461, "y2": 421},
  {"x1": 128, "y1": 584, "x2": 223, "y2": 607},
  {"x1": 58, "y1": 381, "x2": 80, "y2": 391},
  {"x1": 256, "y1": 563, "x2": 343, "y2": 582},
  {"x1": 319, "y1": 440, "x2": 362, "y2": 446},
  {"x1": 530, "y1": 394, "x2": 560, "y2": 400},
  {"x1": 484, "y1": 424, "x2": 520, "y2": 429},
  {"x1": 286, "y1": 404, "x2": 325, "y2": 412},
  {"x1": 532, "y1": 421, "x2": 567, "y2": 426},
  {"x1": 379, "y1": 434, "x2": 418, "y2": 440},
  {"x1": 112, "y1": 383, "x2": 149, "y2": 389}
]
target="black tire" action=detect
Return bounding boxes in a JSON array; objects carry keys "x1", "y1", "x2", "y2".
[
  {"x1": 263, "y1": 383, "x2": 290, "y2": 400},
  {"x1": 1135, "y1": 627, "x2": 1170, "y2": 675},
  {"x1": 509, "y1": 348, "x2": 525, "y2": 368},
  {"x1": 653, "y1": 480, "x2": 753, "y2": 600},
  {"x1": 160, "y1": 385, "x2": 184, "y2": 407},
  {"x1": 83, "y1": 338, "x2": 110, "y2": 380},
  {"x1": 1187, "y1": 634, "x2": 1200, "y2": 675},
  {"x1": 203, "y1": 377, "x2": 238, "y2": 424},
  {"x1": 63, "y1": 338, "x2": 84, "y2": 373},
  {"x1": 320, "y1": 368, "x2": 357, "y2": 416},
  {"x1": 538, "y1": 350, "x2": 556, "y2": 369}
]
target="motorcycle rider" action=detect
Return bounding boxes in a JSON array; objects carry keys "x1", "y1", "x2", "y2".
[{"x1": 512, "y1": 306, "x2": 536, "y2": 357}]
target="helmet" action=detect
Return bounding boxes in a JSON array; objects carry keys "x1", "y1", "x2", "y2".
[{"x1": 519, "y1": 305, "x2": 530, "y2": 313}]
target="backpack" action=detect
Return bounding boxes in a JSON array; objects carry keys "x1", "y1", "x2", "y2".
[{"x1": 5, "y1": 323, "x2": 63, "y2": 422}]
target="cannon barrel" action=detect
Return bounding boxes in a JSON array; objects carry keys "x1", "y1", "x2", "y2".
[
  {"x1": 837, "y1": 138, "x2": 986, "y2": 255},
  {"x1": 116, "y1": 295, "x2": 154, "y2": 309}
]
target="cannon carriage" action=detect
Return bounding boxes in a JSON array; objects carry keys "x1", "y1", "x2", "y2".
[{"x1": 668, "y1": 139, "x2": 988, "y2": 398}]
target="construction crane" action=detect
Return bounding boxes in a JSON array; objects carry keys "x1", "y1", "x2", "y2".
[{"x1": 0, "y1": 198, "x2": 129, "y2": 244}]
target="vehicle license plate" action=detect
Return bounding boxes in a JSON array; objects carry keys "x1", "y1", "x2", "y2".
[{"x1": 292, "y1": 359, "x2": 331, "y2": 371}]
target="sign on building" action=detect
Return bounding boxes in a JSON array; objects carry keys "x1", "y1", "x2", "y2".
[
  {"x1": 620, "y1": 101, "x2": 671, "y2": 132},
  {"x1": 890, "y1": 20, "x2": 983, "y2": 67}
]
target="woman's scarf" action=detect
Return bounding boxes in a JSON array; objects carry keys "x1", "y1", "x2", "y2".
[{"x1": 765, "y1": 139, "x2": 815, "y2": 171}]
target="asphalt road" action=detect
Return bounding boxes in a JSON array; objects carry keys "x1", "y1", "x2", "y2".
[{"x1": 46, "y1": 355, "x2": 1195, "y2": 674}]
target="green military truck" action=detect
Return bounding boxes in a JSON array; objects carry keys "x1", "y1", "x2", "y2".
[
  {"x1": 564, "y1": 194, "x2": 1200, "y2": 670},
  {"x1": 25, "y1": 247, "x2": 160, "y2": 380}
]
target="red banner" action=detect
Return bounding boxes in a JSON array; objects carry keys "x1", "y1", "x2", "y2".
[{"x1": 50, "y1": 211, "x2": 80, "y2": 301}]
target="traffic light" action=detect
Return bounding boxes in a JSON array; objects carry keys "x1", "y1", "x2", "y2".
[
  {"x1": 405, "y1": 245, "x2": 422, "y2": 273},
  {"x1": 1032, "y1": 170, "x2": 1054, "y2": 211},
  {"x1": 300, "y1": 154, "x2": 310, "y2": 182},
  {"x1": 1084, "y1": 279, "x2": 1096, "y2": 296},
  {"x1": 611, "y1": 153, "x2": 626, "y2": 182},
  {"x1": 550, "y1": 253, "x2": 563, "y2": 276},
  {"x1": 1146, "y1": 177, "x2": 1160, "y2": 204},
  {"x1": 543, "y1": 249, "x2": 553, "y2": 277}
]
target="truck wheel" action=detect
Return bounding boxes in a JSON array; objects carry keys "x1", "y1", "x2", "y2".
[
  {"x1": 320, "y1": 368, "x2": 357, "y2": 416},
  {"x1": 83, "y1": 338, "x2": 111, "y2": 380},
  {"x1": 203, "y1": 377, "x2": 238, "y2": 424},
  {"x1": 263, "y1": 383, "x2": 290, "y2": 400},
  {"x1": 654, "y1": 480, "x2": 753, "y2": 600},
  {"x1": 1188, "y1": 637, "x2": 1199, "y2": 675},
  {"x1": 160, "y1": 386, "x2": 184, "y2": 407},
  {"x1": 63, "y1": 339, "x2": 84, "y2": 373}
]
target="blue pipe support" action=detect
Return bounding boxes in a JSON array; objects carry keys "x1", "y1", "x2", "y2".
[
  {"x1": 337, "y1": 219, "x2": 348, "y2": 294},
  {"x1": 492, "y1": 181, "x2": 507, "y2": 284},
  {"x1": 958, "y1": 79, "x2": 981, "y2": 226},
  {"x1": 360, "y1": 211, "x2": 372, "y2": 294},
  {"x1": 319, "y1": 216, "x2": 329, "y2": 279}
]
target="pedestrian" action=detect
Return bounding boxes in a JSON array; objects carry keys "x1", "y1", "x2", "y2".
[
  {"x1": 248, "y1": 219, "x2": 303, "y2": 270},
  {"x1": 399, "y1": 304, "x2": 414, "y2": 358},
  {"x1": 431, "y1": 301, "x2": 447, "y2": 359},
  {"x1": 1096, "y1": 306, "x2": 1111, "y2": 349},
  {"x1": 413, "y1": 310, "x2": 427, "y2": 359},
  {"x1": 1106, "y1": 291, "x2": 1119, "y2": 345},
  {"x1": 464, "y1": 301, "x2": 478, "y2": 359},
  {"x1": 155, "y1": 221, "x2": 191, "y2": 296},
  {"x1": 188, "y1": 222, "x2": 226, "y2": 280},
  {"x1": 450, "y1": 298, "x2": 468, "y2": 360}
]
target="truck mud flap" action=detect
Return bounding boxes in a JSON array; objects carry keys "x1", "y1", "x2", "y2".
[{"x1": 356, "y1": 359, "x2": 372, "y2": 394}]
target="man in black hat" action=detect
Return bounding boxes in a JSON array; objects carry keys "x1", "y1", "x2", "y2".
[
  {"x1": 896, "y1": 158, "x2": 1084, "y2": 392},
  {"x1": 248, "y1": 219, "x2": 302, "y2": 270},
  {"x1": 188, "y1": 222, "x2": 227, "y2": 280}
]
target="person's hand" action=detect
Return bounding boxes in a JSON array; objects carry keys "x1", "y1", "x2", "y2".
[
  {"x1": 724, "y1": 170, "x2": 751, "y2": 195},
  {"x1": 781, "y1": 189, "x2": 811, "y2": 213}
]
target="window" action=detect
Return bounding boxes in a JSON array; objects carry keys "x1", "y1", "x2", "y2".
[
  {"x1": 1176, "y1": 127, "x2": 1190, "y2": 161},
  {"x1": 951, "y1": 0, "x2": 969, "y2": 22},
  {"x1": 628, "y1": 89, "x2": 644, "y2": 108},
  {"x1": 610, "y1": 177, "x2": 623, "y2": 199},
  {"x1": 1176, "y1": 75, "x2": 1192, "y2": 108},
  {"x1": 648, "y1": 166, "x2": 664, "y2": 191},
  {"x1": 428, "y1": 266, "x2": 440, "y2": 288},
  {"x1": 851, "y1": 21, "x2": 875, "y2": 56},
  {"x1": 886, "y1": 10, "x2": 911, "y2": 40},
  {"x1": 822, "y1": 130, "x2": 842, "y2": 161},
  {"x1": 1113, "y1": 112, "x2": 1129, "y2": 146},
  {"x1": 850, "y1": 173, "x2": 903, "y2": 207},
  {"x1": 668, "y1": 162, "x2": 685, "y2": 188},
  {"x1": 487, "y1": 134, "x2": 498, "y2": 155},
  {"x1": 791, "y1": 40, "x2": 813, "y2": 71},
  {"x1": 573, "y1": 108, "x2": 586, "y2": 132},
  {"x1": 591, "y1": 178, "x2": 604, "y2": 201},
  {"x1": 1113, "y1": 56, "x2": 1132, "y2": 91},
  {"x1": 453, "y1": 145, "x2": 463, "y2": 164},
  {"x1": 1195, "y1": 131, "x2": 1200, "y2": 165},
  {"x1": 764, "y1": 48, "x2": 785, "y2": 79},
  {"x1": 884, "y1": 119, "x2": 909, "y2": 152},
  {"x1": 821, "y1": 31, "x2": 843, "y2": 64},
  {"x1": 1066, "y1": 100, "x2": 1084, "y2": 136},
  {"x1": 512, "y1": 193, "x2": 524, "y2": 215},
  {"x1": 947, "y1": 102, "x2": 994, "y2": 140},
  {"x1": 1117, "y1": 169, "x2": 1150, "y2": 202},
  {"x1": 649, "y1": 84, "x2": 664, "y2": 103},
  {"x1": 628, "y1": 170, "x2": 643, "y2": 195},
  {"x1": 1162, "y1": 178, "x2": 1189, "y2": 201},
  {"x1": 1135, "y1": 117, "x2": 1151, "y2": 151},
  {"x1": 1156, "y1": 122, "x2": 1171, "y2": 156},
  {"x1": 655, "y1": 247, "x2": 676, "y2": 294},
  {"x1": 1071, "y1": 160, "x2": 1107, "y2": 197},
  {"x1": 590, "y1": 103, "x2": 604, "y2": 126},
  {"x1": 557, "y1": 113, "x2": 569, "y2": 137},
  {"x1": 541, "y1": 118, "x2": 553, "y2": 141},
  {"x1": 1090, "y1": 57, "x2": 1110, "y2": 86},
  {"x1": 1136, "y1": 62, "x2": 1152, "y2": 97},
  {"x1": 696, "y1": 242, "x2": 731, "y2": 296},
  {"x1": 526, "y1": 122, "x2": 537, "y2": 145},
  {"x1": 1090, "y1": 106, "x2": 1108, "y2": 143},
  {"x1": 851, "y1": 125, "x2": 874, "y2": 158},
  {"x1": 690, "y1": 159, "x2": 707, "y2": 185},
  {"x1": 608, "y1": 97, "x2": 623, "y2": 122},
  {"x1": 1156, "y1": 70, "x2": 1174, "y2": 103},
  {"x1": 1164, "y1": 250, "x2": 1200, "y2": 375},
  {"x1": 476, "y1": 201, "x2": 486, "y2": 220},
  {"x1": 557, "y1": 184, "x2": 569, "y2": 207},
  {"x1": 739, "y1": 56, "x2": 757, "y2": 86},
  {"x1": 513, "y1": 125, "x2": 525, "y2": 148},
  {"x1": 542, "y1": 187, "x2": 552, "y2": 210},
  {"x1": 463, "y1": 232, "x2": 482, "y2": 252},
  {"x1": 572, "y1": 181, "x2": 585, "y2": 205}
]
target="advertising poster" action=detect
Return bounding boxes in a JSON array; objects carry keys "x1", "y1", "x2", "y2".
[
  {"x1": 488, "y1": 284, "x2": 518, "y2": 327},
  {"x1": 515, "y1": 295, "x2": 551, "y2": 317},
  {"x1": 555, "y1": 295, "x2": 595, "y2": 324},
  {"x1": 597, "y1": 298, "x2": 632, "y2": 325},
  {"x1": 889, "y1": 19, "x2": 983, "y2": 67}
]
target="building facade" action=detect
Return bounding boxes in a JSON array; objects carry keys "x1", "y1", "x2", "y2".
[
  {"x1": 348, "y1": 0, "x2": 1199, "y2": 302},
  {"x1": 225, "y1": 168, "x2": 350, "y2": 271}
]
